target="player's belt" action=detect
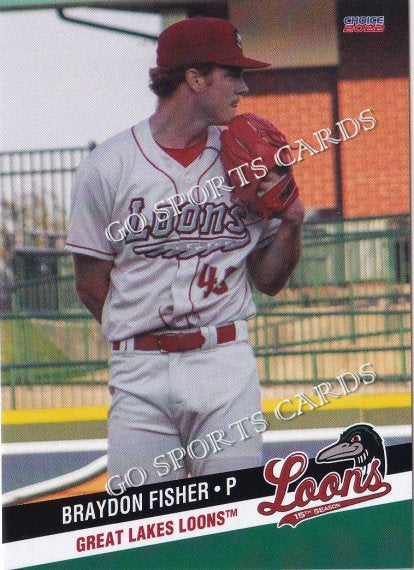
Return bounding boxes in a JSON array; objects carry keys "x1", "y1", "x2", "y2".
[{"x1": 112, "y1": 323, "x2": 237, "y2": 353}]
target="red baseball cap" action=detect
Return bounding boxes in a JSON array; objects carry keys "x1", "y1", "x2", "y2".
[{"x1": 156, "y1": 16, "x2": 270, "y2": 69}]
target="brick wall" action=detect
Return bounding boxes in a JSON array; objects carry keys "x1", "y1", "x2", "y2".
[
  {"x1": 338, "y1": 77, "x2": 409, "y2": 217},
  {"x1": 235, "y1": 0, "x2": 409, "y2": 219},
  {"x1": 239, "y1": 75, "x2": 409, "y2": 218},
  {"x1": 238, "y1": 91, "x2": 337, "y2": 213}
]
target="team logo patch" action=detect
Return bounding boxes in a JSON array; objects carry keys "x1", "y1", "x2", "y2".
[
  {"x1": 125, "y1": 199, "x2": 251, "y2": 260},
  {"x1": 258, "y1": 424, "x2": 391, "y2": 527},
  {"x1": 234, "y1": 28, "x2": 242, "y2": 48}
]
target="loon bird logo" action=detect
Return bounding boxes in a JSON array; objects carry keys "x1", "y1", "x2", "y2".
[
  {"x1": 258, "y1": 423, "x2": 391, "y2": 527},
  {"x1": 316, "y1": 423, "x2": 387, "y2": 478}
]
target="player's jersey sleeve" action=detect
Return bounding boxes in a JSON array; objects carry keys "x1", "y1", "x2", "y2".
[{"x1": 65, "y1": 158, "x2": 116, "y2": 261}]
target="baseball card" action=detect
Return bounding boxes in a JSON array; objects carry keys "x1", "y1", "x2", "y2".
[{"x1": 1, "y1": 1, "x2": 412, "y2": 569}]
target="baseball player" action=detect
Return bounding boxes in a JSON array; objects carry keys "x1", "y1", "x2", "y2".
[{"x1": 65, "y1": 16, "x2": 305, "y2": 486}]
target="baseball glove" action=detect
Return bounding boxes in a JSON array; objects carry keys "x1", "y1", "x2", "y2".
[{"x1": 220, "y1": 113, "x2": 299, "y2": 219}]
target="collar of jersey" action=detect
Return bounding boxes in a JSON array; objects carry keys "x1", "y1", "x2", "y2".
[{"x1": 132, "y1": 118, "x2": 221, "y2": 173}]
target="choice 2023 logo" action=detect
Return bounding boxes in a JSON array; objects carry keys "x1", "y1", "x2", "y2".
[
  {"x1": 258, "y1": 424, "x2": 391, "y2": 527},
  {"x1": 343, "y1": 16, "x2": 385, "y2": 33}
]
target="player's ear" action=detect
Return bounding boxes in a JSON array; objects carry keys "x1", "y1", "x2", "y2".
[{"x1": 185, "y1": 68, "x2": 209, "y2": 92}]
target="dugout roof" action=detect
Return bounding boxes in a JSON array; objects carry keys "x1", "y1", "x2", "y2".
[{"x1": 0, "y1": 0, "x2": 226, "y2": 12}]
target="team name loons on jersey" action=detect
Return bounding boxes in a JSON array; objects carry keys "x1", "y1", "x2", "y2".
[{"x1": 65, "y1": 119, "x2": 281, "y2": 340}]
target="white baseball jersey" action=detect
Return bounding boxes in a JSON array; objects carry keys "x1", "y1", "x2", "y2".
[{"x1": 65, "y1": 119, "x2": 281, "y2": 342}]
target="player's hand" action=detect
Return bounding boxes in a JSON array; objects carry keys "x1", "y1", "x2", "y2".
[
  {"x1": 256, "y1": 169, "x2": 285, "y2": 197},
  {"x1": 220, "y1": 114, "x2": 300, "y2": 219},
  {"x1": 276, "y1": 195, "x2": 305, "y2": 226},
  {"x1": 257, "y1": 170, "x2": 304, "y2": 224}
]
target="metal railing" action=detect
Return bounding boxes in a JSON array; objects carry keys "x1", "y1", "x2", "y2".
[
  {"x1": 0, "y1": 144, "x2": 94, "y2": 309},
  {"x1": 1, "y1": 215, "x2": 410, "y2": 409},
  {"x1": 1, "y1": 145, "x2": 94, "y2": 247}
]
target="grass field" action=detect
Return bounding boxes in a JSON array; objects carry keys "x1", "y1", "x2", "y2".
[
  {"x1": 1, "y1": 280, "x2": 411, "y2": 410},
  {"x1": 2, "y1": 320, "x2": 68, "y2": 363},
  {"x1": 1, "y1": 319, "x2": 107, "y2": 387},
  {"x1": 1, "y1": 320, "x2": 69, "y2": 384}
]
